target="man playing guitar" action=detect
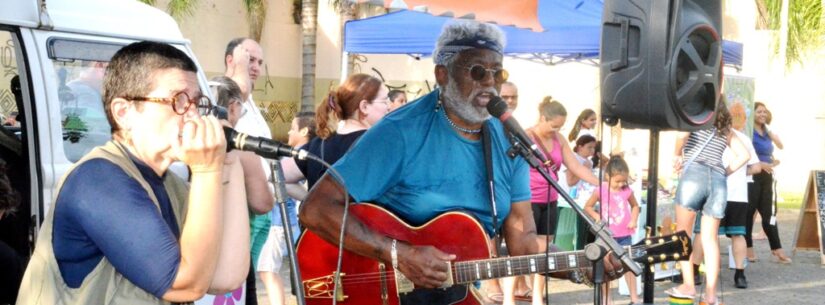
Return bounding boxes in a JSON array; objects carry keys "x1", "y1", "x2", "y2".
[{"x1": 299, "y1": 20, "x2": 625, "y2": 305}]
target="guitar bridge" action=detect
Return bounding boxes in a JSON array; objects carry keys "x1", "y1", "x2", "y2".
[{"x1": 303, "y1": 272, "x2": 347, "y2": 301}]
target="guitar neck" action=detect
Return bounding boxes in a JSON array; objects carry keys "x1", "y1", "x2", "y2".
[{"x1": 452, "y1": 251, "x2": 592, "y2": 284}]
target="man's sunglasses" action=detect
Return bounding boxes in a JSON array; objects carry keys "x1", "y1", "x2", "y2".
[{"x1": 458, "y1": 64, "x2": 509, "y2": 83}]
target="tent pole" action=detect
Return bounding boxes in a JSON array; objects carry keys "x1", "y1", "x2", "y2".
[{"x1": 340, "y1": 51, "x2": 349, "y2": 83}]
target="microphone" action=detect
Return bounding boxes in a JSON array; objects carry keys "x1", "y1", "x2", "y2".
[
  {"x1": 222, "y1": 126, "x2": 308, "y2": 160},
  {"x1": 486, "y1": 96, "x2": 547, "y2": 162}
]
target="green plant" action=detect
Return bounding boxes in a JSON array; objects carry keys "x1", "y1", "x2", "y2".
[
  {"x1": 778, "y1": 191, "x2": 804, "y2": 210},
  {"x1": 136, "y1": 0, "x2": 199, "y2": 20},
  {"x1": 757, "y1": 0, "x2": 825, "y2": 68}
]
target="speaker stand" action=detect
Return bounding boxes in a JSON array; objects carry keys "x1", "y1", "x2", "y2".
[{"x1": 642, "y1": 128, "x2": 660, "y2": 304}]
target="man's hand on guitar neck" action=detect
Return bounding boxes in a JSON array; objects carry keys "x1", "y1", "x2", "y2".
[
  {"x1": 580, "y1": 252, "x2": 627, "y2": 284},
  {"x1": 396, "y1": 242, "x2": 456, "y2": 288}
]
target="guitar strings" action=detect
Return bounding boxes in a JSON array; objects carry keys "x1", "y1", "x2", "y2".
[{"x1": 308, "y1": 243, "x2": 660, "y2": 286}]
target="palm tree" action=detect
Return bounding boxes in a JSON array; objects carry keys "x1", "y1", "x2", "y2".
[
  {"x1": 301, "y1": 0, "x2": 319, "y2": 112},
  {"x1": 297, "y1": 0, "x2": 359, "y2": 112},
  {"x1": 243, "y1": 0, "x2": 268, "y2": 42},
  {"x1": 136, "y1": 0, "x2": 199, "y2": 20},
  {"x1": 756, "y1": 0, "x2": 825, "y2": 68}
]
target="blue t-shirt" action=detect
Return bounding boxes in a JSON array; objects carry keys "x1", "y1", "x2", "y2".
[
  {"x1": 752, "y1": 129, "x2": 774, "y2": 163},
  {"x1": 332, "y1": 90, "x2": 531, "y2": 236},
  {"x1": 52, "y1": 157, "x2": 181, "y2": 298}
]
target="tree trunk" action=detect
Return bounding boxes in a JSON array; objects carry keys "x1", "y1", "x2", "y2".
[
  {"x1": 247, "y1": 0, "x2": 267, "y2": 42},
  {"x1": 300, "y1": 0, "x2": 318, "y2": 112}
]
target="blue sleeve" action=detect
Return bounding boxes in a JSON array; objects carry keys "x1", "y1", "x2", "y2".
[
  {"x1": 331, "y1": 123, "x2": 405, "y2": 203},
  {"x1": 54, "y1": 159, "x2": 180, "y2": 298},
  {"x1": 510, "y1": 157, "x2": 531, "y2": 203}
]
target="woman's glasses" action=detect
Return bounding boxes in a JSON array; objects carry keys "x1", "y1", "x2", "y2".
[
  {"x1": 122, "y1": 92, "x2": 211, "y2": 115},
  {"x1": 458, "y1": 64, "x2": 509, "y2": 83}
]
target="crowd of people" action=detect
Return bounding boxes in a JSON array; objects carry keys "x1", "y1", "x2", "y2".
[{"x1": 6, "y1": 17, "x2": 795, "y2": 305}]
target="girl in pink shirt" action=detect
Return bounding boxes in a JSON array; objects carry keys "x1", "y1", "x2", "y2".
[{"x1": 584, "y1": 157, "x2": 641, "y2": 305}]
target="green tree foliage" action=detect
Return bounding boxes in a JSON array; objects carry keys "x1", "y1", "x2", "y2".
[
  {"x1": 759, "y1": 0, "x2": 825, "y2": 67},
  {"x1": 136, "y1": 0, "x2": 199, "y2": 20},
  {"x1": 243, "y1": 0, "x2": 267, "y2": 41}
]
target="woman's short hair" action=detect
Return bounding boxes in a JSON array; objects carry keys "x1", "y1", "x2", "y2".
[{"x1": 103, "y1": 41, "x2": 197, "y2": 134}]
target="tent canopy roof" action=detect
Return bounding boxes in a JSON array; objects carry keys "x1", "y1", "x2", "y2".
[{"x1": 344, "y1": 9, "x2": 743, "y2": 67}]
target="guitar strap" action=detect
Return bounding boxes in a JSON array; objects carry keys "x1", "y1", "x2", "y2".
[{"x1": 481, "y1": 123, "x2": 505, "y2": 256}]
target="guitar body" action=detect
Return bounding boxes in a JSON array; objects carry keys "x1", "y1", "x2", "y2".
[
  {"x1": 297, "y1": 203, "x2": 693, "y2": 305},
  {"x1": 297, "y1": 204, "x2": 491, "y2": 305}
]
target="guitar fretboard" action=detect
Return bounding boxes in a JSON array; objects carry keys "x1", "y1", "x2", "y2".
[{"x1": 452, "y1": 251, "x2": 592, "y2": 283}]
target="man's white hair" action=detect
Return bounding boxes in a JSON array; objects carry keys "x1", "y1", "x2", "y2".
[{"x1": 433, "y1": 20, "x2": 506, "y2": 67}]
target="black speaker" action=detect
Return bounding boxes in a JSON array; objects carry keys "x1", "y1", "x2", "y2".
[{"x1": 600, "y1": 0, "x2": 723, "y2": 130}]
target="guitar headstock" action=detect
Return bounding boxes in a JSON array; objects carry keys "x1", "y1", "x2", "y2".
[{"x1": 630, "y1": 230, "x2": 692, "y2": 264}]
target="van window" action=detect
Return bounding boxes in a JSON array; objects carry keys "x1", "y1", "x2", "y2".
[{"x1": 47, "y1": 39, "x2": 123, "y2": 162}]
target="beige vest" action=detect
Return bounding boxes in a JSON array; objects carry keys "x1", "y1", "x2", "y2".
[{"x1": 17, "y1": 141, "x2": 189, "y2": 305}]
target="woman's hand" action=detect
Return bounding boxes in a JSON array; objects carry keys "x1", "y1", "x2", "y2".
[
  {"x1": 673, "y1": 155, "x2": 684, "y2": 174},
  {"x1": 760, "y1": 162, "x2": 774, "y2": 174},
  {"x1": 178, "y1": 115, "x2": 226, "y2": 173}
]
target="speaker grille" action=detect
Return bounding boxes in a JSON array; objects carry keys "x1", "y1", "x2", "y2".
[{"x1": 670, "y1": 24, "x2": 721, "y2": 126}]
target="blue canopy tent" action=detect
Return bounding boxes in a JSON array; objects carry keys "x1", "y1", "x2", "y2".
[{"x1": 343, "y1": 9, "x2": 743, "y2": 67}]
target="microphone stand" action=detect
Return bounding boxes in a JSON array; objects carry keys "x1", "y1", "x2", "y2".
[
  {"x1": 270, "y1": 160, "x2": 306, "y2": 305},
  {"x1": 505, "y1": 136, "x2": 641, "y2": 305}
]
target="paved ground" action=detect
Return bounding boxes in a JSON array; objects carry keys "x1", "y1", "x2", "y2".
[{"x1": 259, "y1": 207, "x2": 825, "y2": 304}]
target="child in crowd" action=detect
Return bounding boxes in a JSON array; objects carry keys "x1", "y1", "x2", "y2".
[
  {"x1": 584, "y1": 156, "x2": 641, "y2": 305},
  {"x1": 566, "y1": 134, "x2": 597, "y2": 198},
  {"x1": 567, "y1": 109, "x2": 597, "y2": 143}
]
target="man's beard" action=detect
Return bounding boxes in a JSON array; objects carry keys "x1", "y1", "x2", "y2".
[{"x1": 442, "y1": 76, "x2": 496, "y2": 124}]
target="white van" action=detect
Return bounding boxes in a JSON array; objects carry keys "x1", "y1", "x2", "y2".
[{"x1": 0, "y1": 0, "x2": 214, "y2": 302}]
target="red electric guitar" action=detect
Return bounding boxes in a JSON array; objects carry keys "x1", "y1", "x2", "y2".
[{"x1": 297, "y1": 203, "x2": 691, "y2": 305}]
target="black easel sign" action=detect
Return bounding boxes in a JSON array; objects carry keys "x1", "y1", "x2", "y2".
[{"x1": 792, "y1": 170, "x2": 825, "y2": 264}]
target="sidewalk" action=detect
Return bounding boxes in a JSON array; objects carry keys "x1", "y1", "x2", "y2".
[{"x1": 262, "y1": 207, "x2": 825, "y2": 304}]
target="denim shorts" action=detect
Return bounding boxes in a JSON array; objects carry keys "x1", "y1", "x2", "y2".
[
  {"x1": 615, "y1": 235, "x2": 633, "y2": 246},
  {"x1": 675, "y1": 162, "x2": 727, "y2": 219}
]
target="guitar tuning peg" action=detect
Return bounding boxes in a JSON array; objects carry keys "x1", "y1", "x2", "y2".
[
  {"x1": 674, "y1": 263, "x2": 682, "y2": 270},
  {"x1": 661, "y1": 261, "x2": 668, "y2": 270},
  {"x1": 647, "y1": 256, "x2": 654, "y2": 263},
  {"x1": 656, "y1": 226, "x2": 663, "y2": 235},
  {"x1": 645, "y1": 226, "x2": 652, "y2": 238},
  {"x1": 670, "y1": 223, "x2": 677, "y2": 232},
  {"x1": 650, "y1": 265, "x2": 656, "y2": 273},
  {"x1": 674, "y1": 253, "x2": 681, "y2": 260}
]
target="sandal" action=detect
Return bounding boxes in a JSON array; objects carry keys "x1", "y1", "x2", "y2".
[
  {"x1": 664, "y1": 287, "x2": 695, "y2": 299},
  {"x1": 513, "y1": 289, "x2": 532, "y2": 302},
  {"x1": 772, "y1": 250, "x2": 793, "y2": 264},
  {"x1": 773, "y1": 255, "x2": 792, "y2": 264},
  {"x1": 486, "y1": 292, "x2": 503, "y2": 303}
]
